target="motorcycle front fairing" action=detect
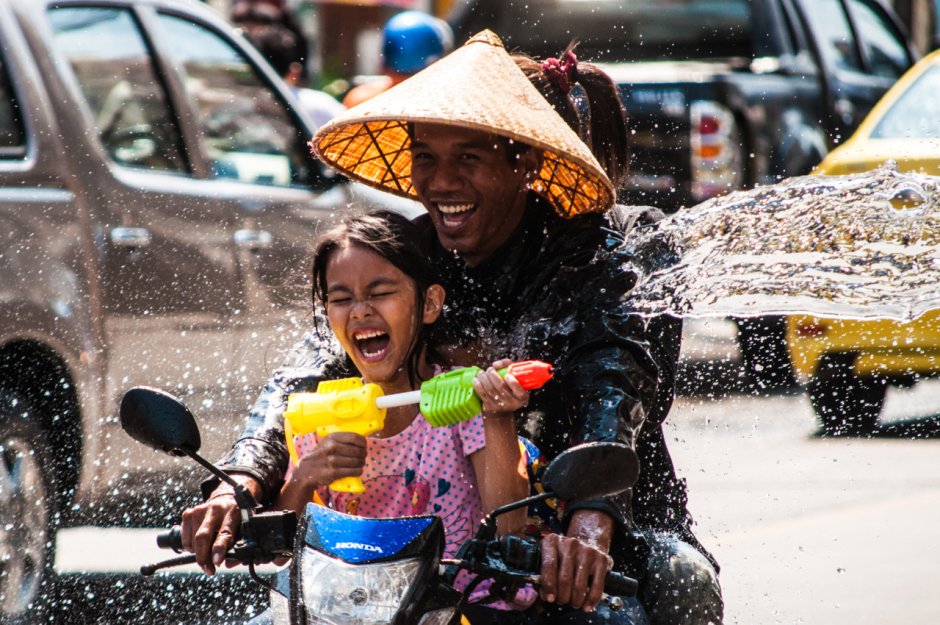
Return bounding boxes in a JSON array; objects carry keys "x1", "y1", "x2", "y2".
[{"x1": 269, "y1": 503, "x2": 461, "y2": 625}]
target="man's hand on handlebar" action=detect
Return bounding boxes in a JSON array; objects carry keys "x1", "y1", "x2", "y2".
[
  {"x1": 539, "y1": 509, "x2": 615, "y2": 612},
  {"x1": 180, "y1": 475, "x2": 262, "y2": 576}
]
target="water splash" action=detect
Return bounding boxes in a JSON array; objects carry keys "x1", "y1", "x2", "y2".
[{"x1": 628, "y1": 163, "x2": 940, "y2": 321}]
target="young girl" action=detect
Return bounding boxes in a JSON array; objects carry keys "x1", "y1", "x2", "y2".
[{"x1": 276, "y1": 210, "x2": 530, "y2": 553}]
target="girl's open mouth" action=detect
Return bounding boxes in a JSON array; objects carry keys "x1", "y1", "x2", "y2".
[{"x1": 353, "y1": 329, "x2": 391, "y2": 362}]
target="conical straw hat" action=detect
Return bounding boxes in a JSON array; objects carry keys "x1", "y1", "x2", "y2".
[{"x1": 312, "y1": 31, "x2": 614, "y2": 217}]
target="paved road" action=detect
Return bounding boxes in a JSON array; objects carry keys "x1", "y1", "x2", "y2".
[
  {"x1": 669, "y1": 370, "x2": 940, "y2": 625},
  {"x1": 53, "y1": 359, "x2": 940, "y2": 624}
]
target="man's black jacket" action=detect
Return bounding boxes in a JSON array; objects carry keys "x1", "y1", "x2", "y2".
[{"x1": 208, "y1": 199, "x2": 712, "y2": 567}]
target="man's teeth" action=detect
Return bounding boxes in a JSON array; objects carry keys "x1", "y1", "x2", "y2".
[
  {"x1": 354, "y1": 329, "x2": 385, "y2": 340},
  {"x1": 437, "y1": 203, "x2": 474, "y2": 215},
  {"x1": 362, "y1": 347, "x2": 385, "y2": 358}
]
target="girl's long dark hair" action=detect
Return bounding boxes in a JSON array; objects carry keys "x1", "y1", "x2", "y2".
[
  {"x1": 512, "y1": 47, "x2": 630, "y2": 191},
  {"x1": 311, "y1": 210, "x2": 440, "y2": 386}
]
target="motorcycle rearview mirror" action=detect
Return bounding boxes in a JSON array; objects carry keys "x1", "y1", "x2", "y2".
[
  {"x1": 476, "y1": 442, "x2": 639, "y2": 541},
  {"x1": 120, "y1": 386, "x2": 201, "y2": 456},
  {"x1": 119, "y1": 387, "x2": 259, "y2": 511},
  {"x1": 540, "y1": 442, "x2": 639, "y2": 501}
]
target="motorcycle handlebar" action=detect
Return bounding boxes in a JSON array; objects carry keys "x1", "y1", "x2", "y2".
[
  {"x1": 150, "y1": 510, "x2": 295, "y2": 570},
  {"x1": 499, "y1": 535, "x2": 638, "y2": 598},
  {"x1": 157, "y1": 526, "x2": 184, "y2": 552},
  {"x1": 599, "y1": 568, "x2": 639, "y2": 598}
]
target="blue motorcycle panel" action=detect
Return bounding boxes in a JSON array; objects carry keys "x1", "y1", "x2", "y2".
[{"x1": 303, "y1": 504, "x2": 437, "y2": 564}]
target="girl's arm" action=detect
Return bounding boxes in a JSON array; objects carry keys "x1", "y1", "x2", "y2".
[
  {"x1": 470, "y1": 361, "x2": 531, "y2": 535},
  {"x1": 275, "y1": 432, "x2": 368, "y2": 516}
]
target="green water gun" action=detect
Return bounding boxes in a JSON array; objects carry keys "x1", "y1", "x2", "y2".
[
  {"x1": 361, "y1": 359, "x2": 554, "y2": 426},
  {"x1": 417, "y1": 359, "x2": 554, "y2": 426}
]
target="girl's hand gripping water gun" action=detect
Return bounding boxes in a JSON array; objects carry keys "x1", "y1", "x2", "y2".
[
  {"x1": 416, "y1": 359, "x2": 554, "y2": 426},
  {"x1": 283, "y1": 360, "x2": 553, "y2": 493}
]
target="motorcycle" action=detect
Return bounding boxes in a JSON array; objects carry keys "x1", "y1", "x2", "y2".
[{"x1": 119, "y1": 386, "x2": 647, "y2": 625}]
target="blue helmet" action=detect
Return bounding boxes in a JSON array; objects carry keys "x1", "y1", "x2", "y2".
[{"x1": 382, "y1": 11, "x2": 454, "y2": 75}]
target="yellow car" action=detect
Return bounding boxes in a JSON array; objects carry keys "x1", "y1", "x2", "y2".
[{"x1": 787, "y1": 50, "x2": 940, "y2": 436}]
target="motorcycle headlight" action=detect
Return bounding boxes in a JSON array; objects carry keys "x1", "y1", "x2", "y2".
[{"x1": 300, "y1": 546, "x2": 422, "y2": 625}]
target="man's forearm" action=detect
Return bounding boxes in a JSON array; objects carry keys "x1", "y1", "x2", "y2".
[
  {"x1": 203, "y1": 359, "x2": 337, "y2": 502},
  {"x1": 567, "y1": 508, "x2": 615, "y2": 553}
]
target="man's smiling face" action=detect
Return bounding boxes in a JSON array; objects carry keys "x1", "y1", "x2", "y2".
[{"x1": 409, "y1": 123, "x2": 539, "y2": 266}]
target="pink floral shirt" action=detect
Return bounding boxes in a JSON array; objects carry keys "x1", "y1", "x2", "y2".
[{"x1": 292, "y1": 410, "x2": 486, "y2": 559}]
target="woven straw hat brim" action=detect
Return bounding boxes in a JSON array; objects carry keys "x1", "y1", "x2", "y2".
[{"x1": 312, "y1": 31, "x2": 614, "y2": 217}]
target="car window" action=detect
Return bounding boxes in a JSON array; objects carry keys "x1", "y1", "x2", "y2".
[
  {"x1": 454, "y1": 0, "x2": 752, "y2": 63},
  {"x1": 936, "y1": 0, "x2": 940, "y2": 48},
  {"x1": 871, "y1": 65, "x2": 940, "y2": 139},
  {"x1": 778, "y1": 1, "x2": 802, "y2": 56},
  {"x1": 846, "y1": 0, "x2": 909, "y2": 79},
  {"x1": 155, "y1": 13, "x2": 311, "y2": 188},
  {"x1": 48, "y1": 7, "x2": 187, "y2": 172},
  {"x1": 0, "y1": 52, "x2": 25, "y2": 158},
  {"x1": 800, "y1": 0, "x2": 863, "y2": 72}
]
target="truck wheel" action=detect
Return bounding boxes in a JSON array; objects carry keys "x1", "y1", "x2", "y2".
[
  {"x1": 0, "y1": 393, "x2": 57, "y2": 623},
  {"x1": 808, "y1": 353, "x2": 886, "y2": 436},
  {"x1": 736, "y1": 315, "x2": 796, "y2": 391}
]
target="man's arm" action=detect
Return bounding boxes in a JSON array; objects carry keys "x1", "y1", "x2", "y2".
[
  {"x1": 532, "y1": 217, "x2": 662, "y2": 610},
  {"x1": 200, "y1": 365, "x2": 324, "y2": 503},
  {"x1": 539, "y1": 509, "x2": 616, "y2": 612},
  {"x1": 184, "y1": 321, "x2": 351, "y2": 574},
  {"x1": 200, "y1": 318, "x2": 351, "y2": 503},
  {"x1": 556, "y1": 246, "x2": 660, "y2": 531}
]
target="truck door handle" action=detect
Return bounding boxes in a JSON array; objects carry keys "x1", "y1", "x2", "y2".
[
  {"x1": 110, "y1": 226, "x2": 151, "y2": 248},
  {"x1": 234, "y1": 228, "x2": 273, "y2": 250},
  {"x1": 833, "y1": 98, "x2": 855, "y2": 126}
]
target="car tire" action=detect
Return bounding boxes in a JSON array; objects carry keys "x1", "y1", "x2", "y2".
[
  {"x1": 736, "y1": 315, "x2": 797, "y2": 391},
  {"x1": 808, "y1": 353, "x2": 886, "y2": 436},
  {"x1": 0, "y1": 392, "x2": 58, "y2": 624}
]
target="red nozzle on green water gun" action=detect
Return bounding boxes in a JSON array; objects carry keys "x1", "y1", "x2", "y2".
[{"x1": 418, "y1": 359, "x2": 554, "y2": 427}]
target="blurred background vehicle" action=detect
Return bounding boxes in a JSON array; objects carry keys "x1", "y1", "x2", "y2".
[
  {"x1": 342, "y1": 9, "x2": 453, "y2": 107},
  {"x1": 231, "y1": 0, "x2": 345, "y2": 129},
  {"x1": 786, "y1": 49, "x2": 940, "y2": 435},
  {"x1": 202, "y1": 1, "x2": 938, "y2": 77},
  {"x1": 449, "y1": 0, "x2": 918, "y2": 391},
  {"x1": 0, "y1": 0, "x2": 417, "y2": 619}
]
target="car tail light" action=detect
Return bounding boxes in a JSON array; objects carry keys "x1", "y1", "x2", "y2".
[
  {"x1": 698, "y1": 115, "x2": 721, "y2": 135},
  {"x1": 690, "y1": 101, "x2": 745, "y2": 201}
]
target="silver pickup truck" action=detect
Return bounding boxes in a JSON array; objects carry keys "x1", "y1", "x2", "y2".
[{"x1": 0, "y1": 0, "x2": 414, "y2": 618}]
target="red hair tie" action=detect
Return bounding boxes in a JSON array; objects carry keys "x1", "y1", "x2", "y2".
[{"x1": 540, "y1": 50, "x2": 578, "y2": 94}]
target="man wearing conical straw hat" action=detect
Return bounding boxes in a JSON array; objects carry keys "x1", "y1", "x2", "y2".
[{"x1": 186, "y1": 31, "x2": 722, "y2": 625}]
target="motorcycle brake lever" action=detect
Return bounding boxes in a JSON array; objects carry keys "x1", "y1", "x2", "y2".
[
  {"x1": 439, "y1": 559, "x2": 537, "y2": 584},
  {"x1": 140, "y1": 554, "x2": 198, "y2": 576},
  {"x1": 140, "y1": 549, "x2": 240, "y2": 576}
]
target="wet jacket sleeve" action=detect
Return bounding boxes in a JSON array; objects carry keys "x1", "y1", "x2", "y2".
[
  {"x1": 559, "y1": 302, "x2": 660, "y2": 532},
  {"x1": 201, "y1": 321, "x2": 351, "y2": 503},
  {"x1": 547, "y1": 223, "x2": 661, "y2": 535}
]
